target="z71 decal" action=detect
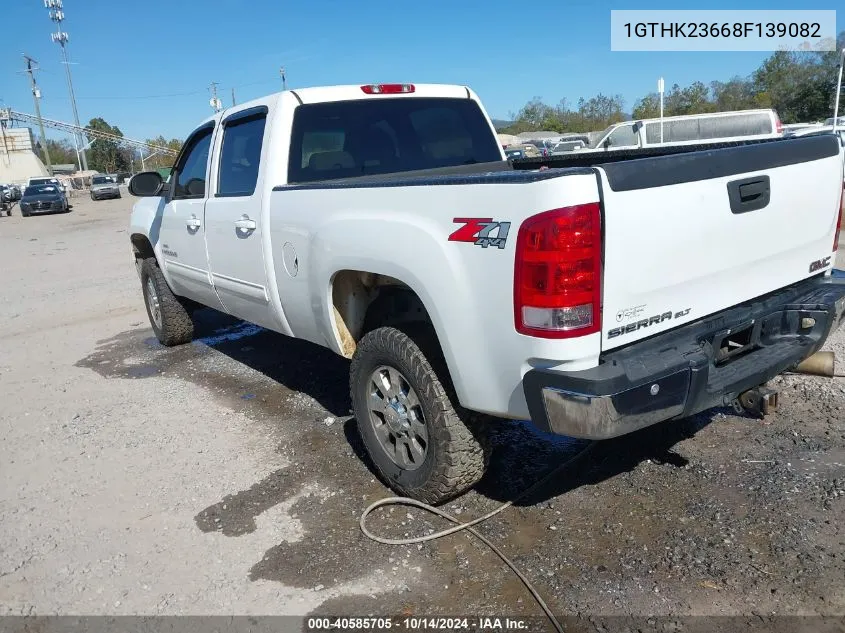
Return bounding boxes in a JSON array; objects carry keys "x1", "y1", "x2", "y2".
[{"x1": 449, "y1": 218, "x2": 511, "y2": 249}]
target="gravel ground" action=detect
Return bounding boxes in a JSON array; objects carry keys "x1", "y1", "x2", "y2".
[{"x1": 0, "y1": 194, "x2": 843, "y2": 629}]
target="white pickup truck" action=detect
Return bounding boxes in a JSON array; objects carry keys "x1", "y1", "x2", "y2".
[{"x1": 128, "y1": 83, "x2": 845, "y2": 503}]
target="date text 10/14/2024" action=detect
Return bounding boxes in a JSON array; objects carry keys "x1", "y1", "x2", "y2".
[{"x1": 306, "y1": 617, "x2": 530, "y2": 631}]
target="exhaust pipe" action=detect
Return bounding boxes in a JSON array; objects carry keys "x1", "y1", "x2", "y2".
[{"x1": 792, "y1": 351, "x2": 836, "y2": 378}]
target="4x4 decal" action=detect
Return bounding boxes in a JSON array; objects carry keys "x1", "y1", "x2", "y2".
[{"x1": 448, "y1": 218, "x2": 511, "y2": 249}]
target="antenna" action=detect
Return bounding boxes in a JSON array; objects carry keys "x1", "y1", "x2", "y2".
[
  {"x1": 280, "y1": 66, "x2": 287, "y2": 91},
  {"x1": 45, "y1": 0, "x2": 88, "y2": 171}
]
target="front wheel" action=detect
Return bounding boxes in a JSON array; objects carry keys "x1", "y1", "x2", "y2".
[
  {"x1": 350, "y1": 326, "x2": 489, "y2": 504},
  {"x1": 139, "y1": 258, "x2": 194, "y2": 346}
]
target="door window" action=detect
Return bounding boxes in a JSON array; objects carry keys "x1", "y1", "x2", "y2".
[
  {"x1": 607, "y1": 124, "x2": 639, "y2": 148},
  {"x1": 173, "y1": 127, "x2": 213, "y2": 199},
  {"x1": 217, "y1": 111, "x2": 267, "y2": 197}
]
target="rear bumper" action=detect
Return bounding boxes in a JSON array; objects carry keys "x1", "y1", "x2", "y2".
[{"x1": 523, "y1": 272, "x2": 845, "y2": 440}]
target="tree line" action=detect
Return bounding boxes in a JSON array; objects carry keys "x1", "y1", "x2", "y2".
[{"x1": 499, "y1": 31, "x2": 844, "y2": 135}]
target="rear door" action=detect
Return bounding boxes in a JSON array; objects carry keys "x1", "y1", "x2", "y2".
[
  {"x1": 204, "y1": 105, "x2": 276, "y2": 328},
  {"x1": 597, "y1": 135, "x2": 844, "y2": 350}
]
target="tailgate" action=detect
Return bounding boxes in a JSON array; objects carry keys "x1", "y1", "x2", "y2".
[{"x1": 597, "y1": 135, "x2": 844, "y2": 351}]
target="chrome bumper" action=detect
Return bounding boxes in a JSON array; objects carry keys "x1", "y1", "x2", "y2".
[
  {"x1": 524, "y1": 273, "x2": 845, "y2": 440},
  {"x1": 540, "y1": 370, "x2": 690, "y2": 439}
]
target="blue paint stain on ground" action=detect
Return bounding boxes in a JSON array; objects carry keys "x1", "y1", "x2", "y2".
[{"x1": 195, "y1": 322, "x2": 265, "y2": 347}]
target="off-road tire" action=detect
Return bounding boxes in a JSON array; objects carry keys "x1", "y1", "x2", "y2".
[
  {"x1": 350, "y1": 326, "x2": 489, "y2": 504},
  {"x1": 140, "y1": 257, "x2": 194, "y2": 346}
]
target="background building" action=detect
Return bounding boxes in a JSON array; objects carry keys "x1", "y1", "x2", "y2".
[{"x1": 0, "y1": 126, "x2": 50, "y2": 184}]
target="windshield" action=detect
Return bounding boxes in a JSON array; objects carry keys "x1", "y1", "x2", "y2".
[
  {"x1": 24, "y1": 185, "x2": 59, "y2": 196},
  {"x1": 92, "y1": 176, "x2": 115, "y2": 185}
]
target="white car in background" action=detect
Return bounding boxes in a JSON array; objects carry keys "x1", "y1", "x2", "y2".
[{"x1": 589, "y1": 109, "x2": 783, "y2": 151}]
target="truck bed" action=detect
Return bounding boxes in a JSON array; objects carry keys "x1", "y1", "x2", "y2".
[{"x1": 280, "y1": 135, "x2": 839, "y2": 190}]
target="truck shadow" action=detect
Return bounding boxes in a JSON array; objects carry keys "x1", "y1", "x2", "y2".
[
  {"x1": 189, "y1": 308, "x2": 353, "y2": 417},
  {"x1": 187, "y1": 308, "x2": 725, "y2": 507}
]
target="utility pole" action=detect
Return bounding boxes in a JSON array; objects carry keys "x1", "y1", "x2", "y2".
[
  {"x1": 209, "y1": 81, "x2": 222, "y2": 113},
  {"x1": 280, "y1": 66, "x2": 287, "y2": 91},
  {"x1": 658, "y1": 77, "x2": 665, "y2": 143},
  {"x1": 46, "y1": 0, "x2": 88, "y2": 171},
  {"x1": 231, "y1": 87, "x2": 236, "y2": 107},
  {"x1": 22, "y1": 54, "x2": 53, "y2": 175}
]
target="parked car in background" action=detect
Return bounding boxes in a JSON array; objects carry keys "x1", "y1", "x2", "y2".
[
  {"x1": 0, "y1": 185, "x2": 13, "y2": 215},
  {"x1": 524, "y1": 139, "x2": 553, "y2": 156},
  {"x1": 824, "y1": 117, "x2": 845, "y2": 127},
  {"x1": 3, "y1": 184, "x2": 22, "y2": 201},
  {"x1": 550, "y1": 140, "x2": 586, "y2": 154},
  {"x1": 90, "y1": 174, "x2": 122, "y2": 201},
  {"x1": 19, "y1": 183, "x2": 69, "y2": 217},
  {"x1": 27, "y1": 176, "x2": 61, "y2": 188},
  {"x1": 505, "y1": 143, "x2": 541, "y2": 159},
  {"x1": 589, "y1": 109, "x2": 783, "y2": 151}
]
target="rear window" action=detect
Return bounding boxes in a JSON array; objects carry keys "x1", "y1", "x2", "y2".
[{"x1": 288, "y1": 97, "x2": 501, "y2": 183}]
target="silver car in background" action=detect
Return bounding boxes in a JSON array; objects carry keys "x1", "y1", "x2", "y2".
[{"x1": 90, "y1": 174, "x2": 121, "y2": 201}]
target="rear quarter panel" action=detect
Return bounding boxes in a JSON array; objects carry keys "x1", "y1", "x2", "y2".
[{"x1": 269, "y1": 171, "x2": 602, "y2": 419}]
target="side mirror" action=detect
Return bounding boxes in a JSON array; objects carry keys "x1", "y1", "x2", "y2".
[
  {"x1": 602, "y1": 137, "x2": 612, "y2": 149},
  {"x1": 128, "y1": 171, "x2": 168, "y2": 197}
]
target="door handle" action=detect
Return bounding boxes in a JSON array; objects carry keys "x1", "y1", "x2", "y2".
[
  {"x1": 234, "y1": 215, "x2": 257, "y2": 231},
  {"x1": 727, "y1": 175, "x2": 770, "y2": 214},
  {"x1": 186, "y1": 214, "x2": 202, "y2": 229}
]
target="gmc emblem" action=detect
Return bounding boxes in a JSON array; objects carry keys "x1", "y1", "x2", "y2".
[{"x1": 809, "y1": 256, "x2": 831, "y2": 273}]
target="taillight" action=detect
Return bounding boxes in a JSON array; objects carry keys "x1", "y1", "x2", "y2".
[
  {"x1": 775, "y1": 116, "x2": 783, "y2": 135},
  {"x1": 835, "y1": 183, "x2": 843, "y2": 252},
  {"x1": 514, "y1": 203, "x2": 602, "y2": 338},
  {"x1": 360, "y1": 84, "x2": 415, "y2": 95}
]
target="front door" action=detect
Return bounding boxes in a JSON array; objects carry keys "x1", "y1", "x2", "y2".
[
  {"x1": 203, "y1": 106, "x2": 274, "y2": 328},
  {"x1": 157, "y1": 124, "x2": 224, "y2": 311}
]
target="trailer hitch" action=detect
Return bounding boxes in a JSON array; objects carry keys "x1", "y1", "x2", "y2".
[{"x1": 732, "y1": 385, "x2": 779, "y2": 417}]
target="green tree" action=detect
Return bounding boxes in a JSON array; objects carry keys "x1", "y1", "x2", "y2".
[
  {"x1": 141, "y1": 135, "x2": 183, "y2": 170},
  {"x1": 34, "y1": 139, "x2": 79, "y2": 170},
  {"x1": 86, "y1": 117, "x2": 129, "y2": 173},
  {"x1": 632, "y1": 93, "x2": 661, "y2": 119}
]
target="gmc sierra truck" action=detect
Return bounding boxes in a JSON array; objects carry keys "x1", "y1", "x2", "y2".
[{"x1": 128, "y1": 83, "x2": 845, "y2": 504}]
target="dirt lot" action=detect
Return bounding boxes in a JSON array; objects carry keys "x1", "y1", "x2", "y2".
[{"x1": 1, "y1": 193, "x2": 844, "y2": 629}]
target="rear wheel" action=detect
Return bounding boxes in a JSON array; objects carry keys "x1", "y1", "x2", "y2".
[
  {"x1": 350, "y1": 326, "x2": 489, "y2": 504},
  {"x1": 140, "y1": 258, "x2": 194, "y2": 346}
]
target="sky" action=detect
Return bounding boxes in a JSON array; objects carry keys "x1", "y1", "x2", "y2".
[{"x1": 0, "y1": 0, "x2": 841, "y2": 143}]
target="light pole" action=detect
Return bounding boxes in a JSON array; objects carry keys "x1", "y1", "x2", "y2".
[
  {"x1": 833, "y1": 48, "x2": 844, "y2": 134},
  {"x1": 46, "y1": 0, "x2": 88, "y2": 171},
  {"x1": 658, "y1": 77, "x2": 665, "y2": 143}
]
